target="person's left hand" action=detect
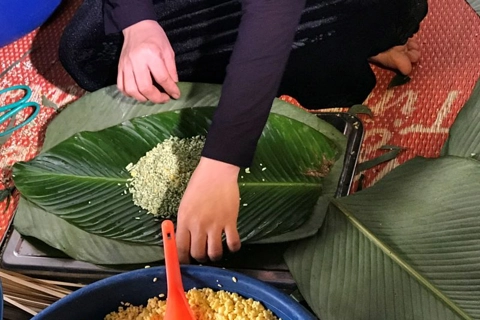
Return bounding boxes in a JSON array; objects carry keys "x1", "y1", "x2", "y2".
[{"x1": 175, "y1": 157, "x2": 242, "y2": 263}]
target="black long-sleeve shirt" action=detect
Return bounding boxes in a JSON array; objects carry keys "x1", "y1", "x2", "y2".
[{"x1": 104, "y1": 0, "x2": 305, "y2": 167}]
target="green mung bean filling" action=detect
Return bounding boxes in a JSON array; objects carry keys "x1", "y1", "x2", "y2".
[{"x1": 127, "y1": 136, "x2": 205, "y2": 218}]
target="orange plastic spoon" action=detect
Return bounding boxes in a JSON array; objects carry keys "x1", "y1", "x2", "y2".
[{"x1": 161, "y1": 220, "x2": 196, "y2": 320}]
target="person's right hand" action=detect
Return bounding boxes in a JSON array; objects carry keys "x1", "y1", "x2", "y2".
[{"x1": 118, "y1": 20, "x2": 180, "y2": 103}]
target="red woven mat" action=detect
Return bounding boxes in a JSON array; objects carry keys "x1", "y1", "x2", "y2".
[{"x1": 1, "y1": 0, "x2": 480, "y2": 244}]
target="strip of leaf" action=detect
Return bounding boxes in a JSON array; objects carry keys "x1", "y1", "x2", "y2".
[
  {"x1": 41, "y1": 96, "x2": 59, "y2": 111},
  {"x1": 0, "y1": 187, "x2": 15, "y2": 213},
  {"x1": 348, "y1": 104, "x2": 373, "y2": 118},
  {"x1": 0, "y1": 114, "x2": 16, "y2": 146},
  {"x1": 0, "y1": 49, "x2": 33, "y2": 80},
  {"x1": 355, "y1": 173, "x2": 365, "y2": 192},
  {"x1": 388, "y1": 73, "x2": 411, "y2": 89},
  {"x1": 356, "y1": 145, "x2": 404, "y2": 173}
]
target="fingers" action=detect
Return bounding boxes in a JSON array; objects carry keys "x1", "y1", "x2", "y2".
[
  {"x1": 207, "y1": 230, "x2": 223, "y2": 262},
  {"x1": 189, "y1": 229, "x2": 208, "y2": 263},
  {"x1": 117, "y1": 65, "x2": 124, "y2": 93},
  {"x1": 177, "y1": 225, "x2": 240, "y2": 263},
  {"x1": 163, "y1": 49, "x2": 179, "y2": 83},
  {"x1": 122, "y1": 64, "x2": 147, "y2": 102},
  {"x1": 189, "y1": 225, "x2": 223, "y2": 262},
  {"x1": 149, "y1": 57, "x2": 180, "y2": 99},
  {"x1": 134, "y1": 64, "x2": 168, "y2": 104},
  {"x1": 225, "y1": 225, "x2": 241, "y2": 253},
  {"x1": 176, "y1": 224, "x2": 191, "y2": 264},
  {"x1": 117, "y1": 47, "x2": 180, "y2": 102},
  {"x1": 189, "y1": 226, "x2": 240, "y2": 262}
]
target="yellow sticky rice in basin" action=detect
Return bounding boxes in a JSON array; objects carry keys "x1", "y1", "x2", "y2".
[{"x1": 104, "y1": 287, "x2": 279, "y2": 320}]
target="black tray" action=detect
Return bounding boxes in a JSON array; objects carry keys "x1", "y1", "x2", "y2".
[{"x1": 0, "y1": 112, "x2": 363, "y2": 291}]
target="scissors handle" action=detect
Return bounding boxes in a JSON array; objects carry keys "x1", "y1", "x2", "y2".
[
  {"x1": 0, "y1": 85, "x2": 40, "y2": 137},
  {"x1": 0, "y1": 85, "x2": 32, "y2": 109}
]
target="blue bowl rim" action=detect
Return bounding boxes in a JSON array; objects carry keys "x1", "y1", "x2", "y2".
[{"x1": 33, "y1": 265, "x2": 316, "y2": 319}]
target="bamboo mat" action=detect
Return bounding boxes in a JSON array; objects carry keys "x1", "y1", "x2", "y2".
[
  {"x1": 1, "y1": 0, "x2": 480, "y2": 253},
  {"x1": 0, "y1": 269, "x2": 83, "y2": 319}
]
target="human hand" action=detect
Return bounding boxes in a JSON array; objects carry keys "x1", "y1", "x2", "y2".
[
  {"x1": 118, "y1": 20, "x2": 180, "y2": 103},
  {"x1": 176, "y1": 157, "x2": 242, "y2": 263}
]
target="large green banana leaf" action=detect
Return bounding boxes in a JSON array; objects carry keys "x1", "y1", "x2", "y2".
[
  {"x1": 285, "y1": 78, "x2": 480, "y2": 319},
  {"x1": 12, "y1": 82, "x2": 346, "y2": 264},
  {"x1": 14, "y1": 197, "x2": 162, "y2": 265},
  {"x1": 442, "y1": 78, "x2": 480, "y2": 158}
]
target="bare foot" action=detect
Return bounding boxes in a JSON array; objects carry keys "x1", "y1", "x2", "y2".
[{"x1": 369, "y1": 38, "x2": 421, "y2": 75}]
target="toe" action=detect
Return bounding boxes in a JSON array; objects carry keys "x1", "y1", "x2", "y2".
[
  {"x1": 406, "y1": 38, "x2": 420, "y2": 51},
  {"x1": 392, "y1": 51, "x2": 413, "y2": 75},
  {"x1": 406, "y1": 49, "x2": 421, "y2": 63}
]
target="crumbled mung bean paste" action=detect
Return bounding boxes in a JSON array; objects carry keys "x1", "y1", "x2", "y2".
[
  {"x1": 126, "y1": 136, "x2": 205, "y2": 218},
  {"x1": 104, "y1": 288, "x2": 279, "y2": 320}
]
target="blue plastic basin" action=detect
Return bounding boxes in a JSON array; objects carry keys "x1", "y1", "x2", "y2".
[
  {"x1": 32, "y1": 266, "x2": 316, "y2": 320},
  {"x1": 0, "y1": 0, "x2": 62, "y2": 48}
]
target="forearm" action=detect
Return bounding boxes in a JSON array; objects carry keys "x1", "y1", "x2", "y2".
[
  {"x1": 103, "y1": 0, "x2": 156, "y2": 34},
  {"x1": 202, "y1": 0, "x2": 306, "y2": 167}
]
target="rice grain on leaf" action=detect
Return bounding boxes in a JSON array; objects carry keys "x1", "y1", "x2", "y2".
[{"x1": 127, "y1": 136, "x2": 205, "y2": 218}]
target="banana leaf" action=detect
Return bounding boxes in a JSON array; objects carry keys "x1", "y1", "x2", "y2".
[
  {"x1": 12, "y1": 82, "x2": 347, "y2": 264},
  {"x1": 285, "y1": 78, "x2": 480, "y2": 319},
  {"x1": 441, "y1": 78, "x2": 480, "y2": 158},
  {"x1": 14, "y1": 197, "x2": 162, "y2": 265}
]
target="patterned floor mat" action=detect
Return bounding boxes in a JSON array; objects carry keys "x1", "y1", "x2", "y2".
[{"x1": 1, "y1": 0, "x2": 479, "y2": 244}]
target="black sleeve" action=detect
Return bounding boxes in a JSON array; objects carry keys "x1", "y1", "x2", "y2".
[
  {"x1": 201, "y1": 0, "x2": 306, "y2": 167},
  {"x1": 103, "y1": 0, "x2": 157, "y2": 34}
]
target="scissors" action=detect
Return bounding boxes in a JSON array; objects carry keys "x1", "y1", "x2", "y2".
[{"x1": 0, "y1": 85, "x2": 40, "y2": 137}]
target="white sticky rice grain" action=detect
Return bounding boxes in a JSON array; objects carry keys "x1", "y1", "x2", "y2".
[{"x1": 126, "y1": 136, "x2": 205, "y2": 218}]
